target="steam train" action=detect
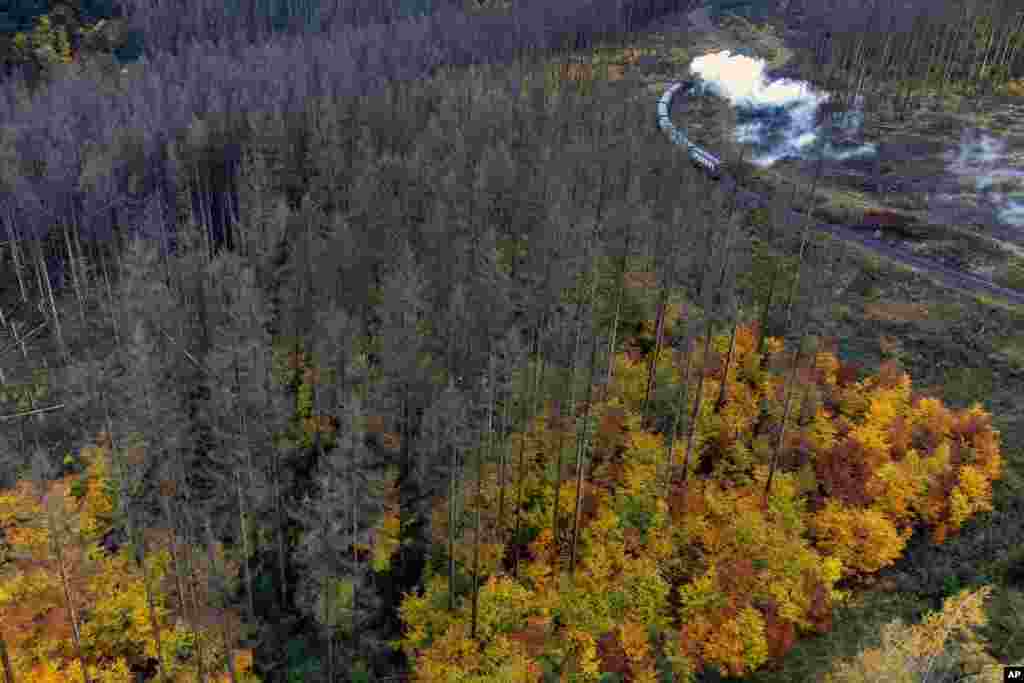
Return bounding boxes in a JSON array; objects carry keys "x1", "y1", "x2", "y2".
[{"x1": 657, "y1": 80, "x2": 722, "y2": 179}]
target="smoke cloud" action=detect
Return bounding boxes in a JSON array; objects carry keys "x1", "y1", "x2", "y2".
[
  {"x1": 944, "y1": 128, "x2": 1024, "y2": 227},
  {"x1": 688, "y1": 50, "x2": 876, "y2": 166},
  {"x1": 686, "y1": 51, "x2": 1024, "y2": 228}
]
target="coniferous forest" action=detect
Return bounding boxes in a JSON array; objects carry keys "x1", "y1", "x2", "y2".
[{"x1": 2, "y1": 0, "x2": 1024, "y2": 681}]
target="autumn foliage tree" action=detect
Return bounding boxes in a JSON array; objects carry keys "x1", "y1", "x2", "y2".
[
  {"x1": 0, "y1": 441, "x2": 260, "y2": 683},
  {"x1": 825, "y1": 585, "x2": 1020, "y2": 683},
  {"x1": 399, "y1": 316, "x2": 1003, "y2": 681}
]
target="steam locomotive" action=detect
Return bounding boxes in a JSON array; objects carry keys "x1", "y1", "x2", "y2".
[{"x1": 657, "y1": 80, "x2": 722, "y2": 179}]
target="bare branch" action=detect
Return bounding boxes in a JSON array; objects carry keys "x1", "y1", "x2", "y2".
[
  {"x1": 153, "y1": 325, "x2": 217, "y2": 378},
  {"x1": 0, "y1": 404, "x2": 66, "y2": 422},
  {"x1": 0, "y1": 321, "x2": 49, "y2": 359}
]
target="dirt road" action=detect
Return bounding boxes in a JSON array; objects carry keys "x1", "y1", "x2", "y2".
[{"x1": 723, "y1": 175, "x2": 1024, "y2": 305}]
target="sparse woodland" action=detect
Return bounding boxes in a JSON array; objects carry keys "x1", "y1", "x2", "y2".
[
  {"x1": 0, "y1": 0, "x2": 1022, "y2": 681},
  {"x1": 786, "y1": 0, "x2": 1024, "y2": 114}
]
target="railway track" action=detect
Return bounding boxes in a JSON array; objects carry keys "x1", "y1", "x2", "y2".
[{"x1": 659, "y1": 81, "x2": 1024, "y2": 306}]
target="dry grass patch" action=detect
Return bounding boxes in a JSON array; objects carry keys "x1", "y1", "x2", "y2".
[
  {"x1": 1005, "y1": 79, "x2": 1024, "y2": 97},
  {"x1": 605, "y1": 64, "x2": 626, "y2": 81},
  {"x1": 624, "y1": 270, "x2": 657, "y2": 291},
  {"x1": 863, "y1": 301, "x2": 932, "y2": 323}
]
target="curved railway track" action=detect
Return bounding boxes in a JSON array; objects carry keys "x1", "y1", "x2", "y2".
[{"x1": 659, "y1": 80, "x2": 1024, "y2": 306}]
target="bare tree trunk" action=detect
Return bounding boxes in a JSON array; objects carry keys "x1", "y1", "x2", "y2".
[
  {"x1": 3, "y1": 207, "x2": 27, "y2": 304},
  {"x1": 899, "y1": 18, "x2": 934, "y2": 116},
  {"x1": 994, "y1": 14, "x2": 1024, "y2": 88},
  {"x1": 782, "y1": 145, "x2": 827, "y2": 335},
  {"x1": 763, "y1": 339, "x2": 809, "y2": 506},
  {"x1": 139, "y1": 532, "x2": 170, "y2": 683},
  {"x1": 664, "y1": 306, "x2": 693, "y2": 498},
  {"x1": 194, "y1": 166, "x2": 212, "y2": 266},
  {"x1": 920, "y1": 19, "x2": 948, "y2": 96},
  {"x1": 204, "y1": 519, "x2": 239, "y2": 683},
  {"x1": 756, "y1": 264, "x2": 779, "y2": 359},
  {"x1": 1006, "y1": 21, "x2": 1024, "y2": 85},
  {"x1": 36, "y1": 251, "x2": 67, "y2": 361},
  {"x1": 62, "y1": 219, "x2": 85, "y2": 325},
  {"x1": 714, "y1": 306, "x2": 742, "y2": 414},
  {"x1": 158, "y1": 490, "x2": 188, "y2": 618},
  {"x1": 496, "y1": 387, "x2": 512, "y2": 545},
  {"x1": 605, "y1": 226, "x2": 633, "y2": 397},
  {"x1": 552, "y1": 288, "x2": 587, "y2": 570},
  {"x1": 327, "y1": 631, "x2": 335, "y2": 683},
  {"x1": 273, "y1": 448, "x2": 288, "y2": 609},
  {"x1": 0, "y1": 631, "x2": 14, "y2": 683},
  {"x1": 678, "y1": 325, "x2": 715, "y2": 510},
  {"x1": 45, "y1": 505, "x2": 90, "y2": 683},
  {"x1": 641, "y1": 288, "x2": 668, "y2": 425},
  {"x1": 974, "y1": 17, "x2": 998, "y2": 92},
  {"x1": 99, "y1": 247, "x2": 121, "y2": 349},
  {"x1": 7, "y1": 319, "x2": 30, "y2": 362},
  {"x1": 471, "y1": 351, "x2": 496, "y2": 640},
  {"x1": 309, "y1": 375, "x2": 335, "y2": 682},
  {"x1": 716, "y1": 148, "x2": 747, "y2": 297},
  {"x1": 70, "y1": 203, "x2": 89, "y2": 302},
  {"x1": 995, "y1": 16, "x2": 1018, "y2": 75},
  {"x1": 568, "y1": 319, "x2": 600, "y2": 579},
  {"x1": 179, "y1": 511, "x2": 209, "y2": 683},
  {"x1": 876, "y1": 24, "x2": 896, "y2": 99},
  {"x1": 448, "y1": 440, "x2": 459, "y2": 611},
  {"x1": 235, "y1": 352, "x2": 259, "y2": 622},
  {"x1": 552, "y1": 237, "x2": 600, "y2": 572},
  {"x1": 844, "y1": 16, "x2": 871, "y2": 105},
  {"x1": 235, "y1": 468, "x2": 255, "y2": 621},
  {"x1": 351, "y1": 469, "x2": 362, "y2": 656},
  {"x1": 550, "y1": 385, "x2": 571, "y2": 570},
  {"x1": 937, "y1": 9, "x2": 967, "y2": 99},
  {"x1": 512, "y1": 335, "x2": 545, "y2": 579}
]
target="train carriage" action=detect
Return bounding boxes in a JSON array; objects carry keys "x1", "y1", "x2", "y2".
[{"x1": 658, "y1": 80, "x2": 722, "y2": 179}]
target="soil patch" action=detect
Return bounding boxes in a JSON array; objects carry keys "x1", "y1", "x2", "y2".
[{"x1": 862, "y1": 301, "x2": 932, "y2": 323}]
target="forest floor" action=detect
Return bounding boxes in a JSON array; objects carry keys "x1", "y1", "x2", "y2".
[{"x1": 550, "y1": 3, "x2": 1024, "y2": 679}]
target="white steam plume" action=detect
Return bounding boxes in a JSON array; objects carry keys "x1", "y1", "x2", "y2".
[{"x1": 689, "y1": 50, "x2": 876, "y2": 166}]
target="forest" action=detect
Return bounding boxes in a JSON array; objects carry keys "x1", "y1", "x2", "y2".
[{"x1": 1, "y1": 0, "x2": 1024, "y2": 681}]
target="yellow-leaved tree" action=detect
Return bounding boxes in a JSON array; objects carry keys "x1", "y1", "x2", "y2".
[
  {"x1": 826, "y1": 585, "x2": 1020, "y2": 683},
  {"x1": 0, "y1": 440, "x2": 260, "y2": 682}
]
